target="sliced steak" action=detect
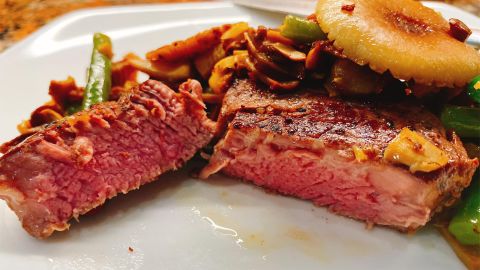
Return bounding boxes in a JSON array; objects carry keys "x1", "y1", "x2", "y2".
[
  {"x1": 201, "y1": 79, "x2": 478, "y2": 230},
  {"x1": 0, "y1": 79, "x2": 215, "y2": 238}
]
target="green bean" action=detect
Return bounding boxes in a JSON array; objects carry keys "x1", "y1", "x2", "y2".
[
  {"x1": 467, "y1": 75, "x2": 480, "y2": 104},
  {"x1": 65, "y1": 103, "x2": 82, "y2": 115},
  {"x1": 280, "y1": 15, "x2": 326, "y2": 43},
  {"x1": 448, "y1": 169, "x2": 480, "y2": 246},
  {"x1": 448, "y1": 144, "x2": 480, "y2": 246},
  {"x1": 440, "y1": 106, "x2": 480, "y2": 138},
  {"x1": 81, "y1": 33, "x2": 112, "y2": 110}
]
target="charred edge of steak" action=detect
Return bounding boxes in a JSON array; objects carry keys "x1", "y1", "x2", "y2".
[
  {"x1": 202, "y1": 79, "x2": 478, "y2": 230},
  {"x1": 0, "y1": 79, "x2": 215, "y2": 238}
]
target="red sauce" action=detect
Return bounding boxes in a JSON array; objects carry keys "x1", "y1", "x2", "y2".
[
  {"x1": 341, "y1": 4, "x2": 355, "y2": 14},
  {"x1": 449, "y1": 18, "x2": 472, "y2": 42},
  {"x1": 306, "y1": 13, "x2": 318, "y2": 23}
]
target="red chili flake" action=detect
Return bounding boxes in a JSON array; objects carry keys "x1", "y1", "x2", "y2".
[
  {"x1": 306, "y1": 13, "x2": 318, "y2": 23},
  {"x1": 405, "y1": 88, "x2": 413, "y2": 96},
  {"x1": 341, "y1": 4, "x2": 355, "y2": 13},
  {"x1": 448, "y1": 18, "x2": 472, "y2": 42},
  {"x1": 128, "y1": 247, "x2": 134, "y2": 252}
]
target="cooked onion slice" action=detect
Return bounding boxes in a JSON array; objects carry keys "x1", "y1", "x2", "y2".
[{"x1": 316, "y1": 0, "x2": 480, "y2": 87}]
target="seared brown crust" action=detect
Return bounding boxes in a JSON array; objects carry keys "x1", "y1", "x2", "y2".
[{"x1": 221, "y1": 80, "x2": 469, "y2": 163}]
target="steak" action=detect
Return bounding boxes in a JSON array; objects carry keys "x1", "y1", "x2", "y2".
[
  {"x1": 0, "y1": 79, "x2": 215, "y2": 238},
  {"x1": 201, "y1": 79, "x2": 478, "y2": 230}
]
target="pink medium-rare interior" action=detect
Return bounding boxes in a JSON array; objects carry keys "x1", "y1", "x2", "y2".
[
  {"x1": 206, "y1": 128, "x2": 436, "y2": 229},
  {"x1": 0, "y1": 80, "x2": 214, "y2": 237}
]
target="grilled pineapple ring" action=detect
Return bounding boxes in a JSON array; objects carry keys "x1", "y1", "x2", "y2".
[{"x1": 316, "y1": 0, "x2": 480, "y2": 87}]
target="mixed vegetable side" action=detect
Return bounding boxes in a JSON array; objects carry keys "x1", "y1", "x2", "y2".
[{"x1": 16, "y1": 13, "x2": 480, "y2": 266}]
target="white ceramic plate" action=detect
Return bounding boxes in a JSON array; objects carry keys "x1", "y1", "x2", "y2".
[{"x1": 0, "y1": 2, "x2": 476, "y2": 269}]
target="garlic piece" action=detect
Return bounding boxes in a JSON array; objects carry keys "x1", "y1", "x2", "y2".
[
  {"x1": 384, "y1": 128, "x2": 449, "y2": 173},
  {"x1": 208, "y1": 52, "x2": 247, "y2": 94},
  {"x1": 352, "y1": 146, "x2": 368, "y2": 162}
]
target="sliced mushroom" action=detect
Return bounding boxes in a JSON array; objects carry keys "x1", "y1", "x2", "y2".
[
  {"x1": 265, "y1": 42, "x2": 306, "y2": 62},
  {"x1": 146, "y1": 24, "x2": 231, "y2": 62},
  {"x1": 125, "y1": 54, "x2": 192, "y2": 82},
  {"x1": 194, "y1": 45, "x2": 226, "y2": 79},
  {"x1": 30, "y1": 105, "x2": 64, "y2": 127},
  {"x1": 327, "y1": 58, "x2": 384, "y2": 96},
  {"x1": 208, "y1": 52, "x2": 248, "y2": 94},
  {"x1": 245, "y1": 57, "x2": 299, "y2": 91}
]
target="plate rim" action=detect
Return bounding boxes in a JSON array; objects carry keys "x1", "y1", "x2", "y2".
[
  {"x1": 0, "y1": 2, "x2": 470, "y2": 269},
  {"x1": 0, "y1": 1, "x2": 237, "y2": 59}
]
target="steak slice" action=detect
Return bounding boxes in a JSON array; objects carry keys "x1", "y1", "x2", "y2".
[
  {"x1": 201, "y1": 79, "x2": 478, "y2": 230},
  {"x1": 0, "y1": 79, "x2": 215, "y2": 238}
]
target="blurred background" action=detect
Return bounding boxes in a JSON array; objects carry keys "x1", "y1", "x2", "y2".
[{"x1": 0, "y1": 0, "x2": 479, "y2": 52}]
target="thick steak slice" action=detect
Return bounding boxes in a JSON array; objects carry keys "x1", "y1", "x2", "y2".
[
  {"x1": 0, "y1": 79, "x2": 215, "y2": 238},
  {"x1": 201, "y1": 79, "x2": 478, "y2": 230}
]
